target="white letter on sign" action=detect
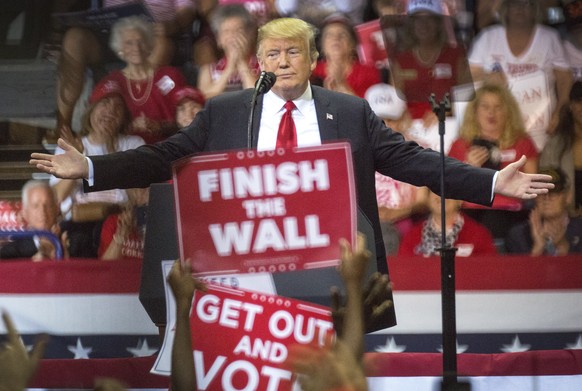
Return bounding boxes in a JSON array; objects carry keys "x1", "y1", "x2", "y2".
[
  {"x1": 197, "y1": 294, "x2": 221, "y2": 323},
  {"x1": 268, "y1": 310, "x2": 294, "y2": 339},
  {"x1": 262, "y1": 366, "x2": 292, "y2": 391},
  {"x1": 198, "y1": 170, "x2": 219, "y2": 202},
  {"x1": 194, "y1": 350, "x2": 227, "y2": 389},
  {"x1": 222, "y1": 360, "x2": 259, "y2": 391},
  {"x1": 253, "y1": 219, "x2": 286, "y2": 252},
  {"x1": 299, "y1": 160, "x2": 330, "y2": 191},
  {"x1": 209, "y1": 221, "x2": 254, "y2": 256}
]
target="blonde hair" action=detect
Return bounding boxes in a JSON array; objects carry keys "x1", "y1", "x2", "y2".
[
  {"x1": 80, "y1": 98, "x2": 130, "y2": 137},
  {"x1": 459, "y1": 83, "x2": 527, "y2": 149},
  {"x1": 256, "y1": 18, "x2": 319, "y2": 62}
]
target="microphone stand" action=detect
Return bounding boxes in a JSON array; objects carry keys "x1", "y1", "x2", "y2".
[
  {"x1": 247, "y1": 71, "x2": 276, "y2": 149},
  {"x1": 429, "y1": 93, "x2": 471, "y2": 391},
  {"x1": 247, "y1": 88, "x2": 260, "y2": 150}
]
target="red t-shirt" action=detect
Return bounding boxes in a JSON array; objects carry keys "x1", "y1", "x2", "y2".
[
  {"x1": 448, "y1": 136, "x2": 538, "y2": 210},
  {"x1": 99, "y1": 66, "x2": 186, "y2": 144},
  {"x1": 209, "y1": 56, "x2": 261, "y2": 93},
  {"x1": 398, "y1": 213, "x2": 497, "y2": 257},
  {"x1": 395, "y1": 45, "x2": 466, "y2": 119},
  {"x1": 311, "y1": 60, "x2": 381, "y2": 98},
  {"x1": 98, "y1": 213, "x2": 145, "y2": 261}
]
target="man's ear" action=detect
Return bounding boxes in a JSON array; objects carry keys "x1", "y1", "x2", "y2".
[{"x1": 257, "y1": 55, "x2": 265, "y2": 71}]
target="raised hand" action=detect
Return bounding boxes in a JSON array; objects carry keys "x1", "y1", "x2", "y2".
[
  {"x1": 332, "y1": 272, "x2": 393, "y2": 336},
  {"x1": 288, "y1": 338, "x2": 368, "y2": 391},
  {"x1": 466, "y1": 145, "x2": 490, "y2": 168},
  {"x1": 93, "y1": 377, "x2": 128, "y2": 391},
  {"x1": 167, "y1": 260, "x2": 207, "y2": 311},
  {"x1": 528, "y1": 207, "x2": 545, "y2": 256},
  {"x1": 59, "y1": 125, "x2": 84, "y2": 153},
  {"x1": 0, "y1": 312, "x2": 48, "y2": 391},
  {"x1": 338, "y1": 233, "x2": 370, "y2": 288},
  {"x1": 29, "y1": 138, "x2": 89, "y2": 179},
  {"x1": 168, "y1": 260, "x2": 206, "y2": 391},
  {"x1": 131, "y1": 112, "x2": 161, "y2": 134}
]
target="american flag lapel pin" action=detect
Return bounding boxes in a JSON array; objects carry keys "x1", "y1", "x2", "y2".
[{"x1": 326, "y1": 113, "x2": 333, "y2": 120}]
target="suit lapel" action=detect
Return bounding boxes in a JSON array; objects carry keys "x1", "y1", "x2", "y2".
[
  {"x1": 250, "y1": 93, "x2": 264, "y2": 149},
  {"x1": 247, "y1": 87, "x2": 339, "y2": 148},
  {"x1": 312, "y1": 87, "x2": 339, "y2": 142}
]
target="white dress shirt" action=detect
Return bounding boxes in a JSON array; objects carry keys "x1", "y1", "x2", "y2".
[{"x1": 256, "y1": 84, "x2": 321, "y2": 151}]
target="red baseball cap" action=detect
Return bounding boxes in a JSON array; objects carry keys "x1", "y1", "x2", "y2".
[
  {"x1": 172, "y1": 86, "x2": 205, "y2": 107},
  {"x1": 89, "y1": 80, "x2": 123, "y2": 104}
]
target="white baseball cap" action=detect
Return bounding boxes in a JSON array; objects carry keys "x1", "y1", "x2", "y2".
[
  {"x1": 365, "y1": 83, "x2": 407, "y2": 120},
  {"x1": 407, "y1": 0, "x2": 444, "y2": 15}
]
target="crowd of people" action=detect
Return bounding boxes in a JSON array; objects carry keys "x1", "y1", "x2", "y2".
[
  {"x1": 2, "y1": 0, "x2": 579, "y2": 262},
  {"x1": 1, "y1": 0, "x2": 578, "y2": 389}
]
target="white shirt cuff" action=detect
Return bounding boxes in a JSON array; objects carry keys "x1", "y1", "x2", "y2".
[
  {"x1": 86, "y1": 156, "x2": 95, "y2": 187},
  {"x1": 491, "y1": 171, "x2": 499, "y2": 203}
]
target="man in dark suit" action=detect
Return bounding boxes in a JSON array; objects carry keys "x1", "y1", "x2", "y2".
[{"x1": 31, "y1": 18, "x2": 553, "y2": 325}]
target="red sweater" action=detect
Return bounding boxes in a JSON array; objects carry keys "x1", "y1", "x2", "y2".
[{"x1": 398, "y1": 213, "x2": 497, "y2": 257}]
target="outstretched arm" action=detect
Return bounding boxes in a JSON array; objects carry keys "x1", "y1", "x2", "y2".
[
  {"x1": 167, "y1": 260, "x2": 206, "y2": 391},
  {"x1": 30, "y1": 138, "x2": 88, "y2": 180},
  {"x1": 495, "y1": 156, "x2": 554, "y2": 199},
  {"x1": 337, "y1": 233, "x2": 370, "y2": 360}
]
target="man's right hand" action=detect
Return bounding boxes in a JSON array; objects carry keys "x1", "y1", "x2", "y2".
[{"x1": 29, "y1": 138, "x2": 89, "y2": 180}]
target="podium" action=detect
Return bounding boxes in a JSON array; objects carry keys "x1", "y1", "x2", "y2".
[{"x1": 139, "y1": 183, "x2": 395, "y2": 329}]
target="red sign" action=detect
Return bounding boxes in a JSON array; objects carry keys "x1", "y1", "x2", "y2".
[
  {"x1": 190, "y1": 284, "x2": 334, "y2": 391},
  {"x1": 355, "y1": 19, "x2": 388, "y2": 68},
  {"x1": 172, "y1": 143, "x2": 357, "y2": 276},
  {"x1": 0, "y1": 200, "x2": 23, "y2": 231}
]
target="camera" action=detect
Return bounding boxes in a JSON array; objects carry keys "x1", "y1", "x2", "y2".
[
  {"x1": 135, "y1": 205, "x2": 148, "y2": 227},
  {"x1": 471, "y1": 138, "x2": 501, "y2": 170}
]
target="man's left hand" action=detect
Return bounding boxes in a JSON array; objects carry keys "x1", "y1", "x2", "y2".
[{"x1": 494, "y1": 155, "x2": 554, "y2": 199}]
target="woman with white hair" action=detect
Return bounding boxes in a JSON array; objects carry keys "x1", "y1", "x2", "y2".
[
  {"x1": 53, "y1": 0, "x2": 195, "y2": 140},
  {"x1": 98, "y1": 15, "x2": 187, "y2": 144}
]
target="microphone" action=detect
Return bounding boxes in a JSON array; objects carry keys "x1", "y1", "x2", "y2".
[
  {"x1": 254, "y1": 71, "x2": 277, "y2": 94},
  {"x1": 248, "y1": 71, "x2": 277, "y2": 149}
]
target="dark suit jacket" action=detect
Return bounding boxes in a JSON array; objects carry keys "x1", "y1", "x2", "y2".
[
  {"x1": 89, "y1": 86, "x2": 496, "y2": 274},
  {"x1": 0, "y1": 237, "x2": 37, "y2": 259}
]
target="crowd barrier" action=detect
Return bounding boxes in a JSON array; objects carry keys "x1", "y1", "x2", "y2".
[
  {"x1": 28, "y1": 350, "x2": 582, "y2": 390},
  {"x1": 1, "y1": 255, "x2": 580, "y2": 390}
]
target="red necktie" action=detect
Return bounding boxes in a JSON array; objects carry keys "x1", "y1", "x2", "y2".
[{"x1": 276, "y1": 101, "x2": 297, "y2": 148}]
